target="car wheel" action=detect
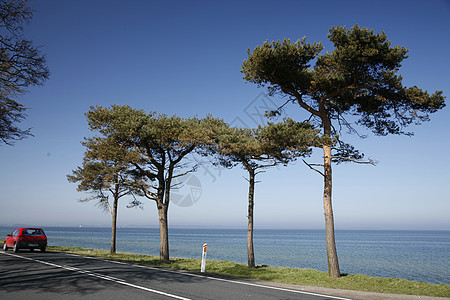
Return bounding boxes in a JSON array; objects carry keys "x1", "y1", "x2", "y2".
[
  {"x1": 40, "y1": 246, "x2": 46, "y2": 252},
  {"x1": 13, "y1": 243, "x2": 19, "y2": 253},
  {"x1": 2, "y1": 243, "x2": 7, "y2": 251}
]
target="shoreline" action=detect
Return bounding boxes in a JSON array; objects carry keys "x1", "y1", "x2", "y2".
[{"x1": 2, "y1": 225, "x2": 449, "y2": 231}]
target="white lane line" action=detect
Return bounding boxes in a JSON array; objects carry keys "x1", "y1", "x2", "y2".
[
  {"x1": 2, "y1": 251, "x2": 352, "y2": 300},
  {"x1": 0, "y1": 252, "x2": 191, "y2": 300},
  {"x1": 193, "y1": 273, "x2": 352, "y2": 300},
  {"x1": 87, "y1": 255, "x2": 353, "y2": 300}
]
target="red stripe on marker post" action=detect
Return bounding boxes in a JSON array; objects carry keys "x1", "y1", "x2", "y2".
[{"x1": 201, "y1": 243, "x2": 207, "y2": 272}]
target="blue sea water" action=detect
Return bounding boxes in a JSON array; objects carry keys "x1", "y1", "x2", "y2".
[{"x1": 1, "y1": 226, "x2": 448, "y2": 285}]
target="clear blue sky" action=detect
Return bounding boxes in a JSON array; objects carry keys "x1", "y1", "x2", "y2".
[{"x1": 1, "y1": 0, "x2": 449, "y2": 230}]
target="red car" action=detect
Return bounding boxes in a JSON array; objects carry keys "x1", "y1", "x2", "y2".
[{"x1": 3, "y1": 227, "x2": 47, "y2": 253}]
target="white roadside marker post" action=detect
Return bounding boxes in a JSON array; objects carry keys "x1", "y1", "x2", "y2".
[{"x1": 201, "y1": 243, "x2": 207, "y2": 273}]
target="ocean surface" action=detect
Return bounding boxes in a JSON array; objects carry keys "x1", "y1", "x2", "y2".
[{"x1": 1, "y1": 226, "x2": 448, "y2": 285}]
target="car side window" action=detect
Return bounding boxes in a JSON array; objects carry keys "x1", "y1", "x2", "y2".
[{"x1": 11, "y1": 229, "x2": 19, "y2": 236}]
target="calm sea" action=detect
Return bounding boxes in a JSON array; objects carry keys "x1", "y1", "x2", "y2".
[{"x1": 1, "y1": 226, "x2": 448, "y2": 285}]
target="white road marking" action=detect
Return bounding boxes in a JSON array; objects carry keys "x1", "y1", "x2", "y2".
[
  {"x1": 1, "y1": 252, "x2": 191, "y2": 300},
  {"x1": 75, "y1": 254, "x2": 353, "y2": 300},
  {"x1": 1, "y1": 251, "x2": 352, "y2": 300}
]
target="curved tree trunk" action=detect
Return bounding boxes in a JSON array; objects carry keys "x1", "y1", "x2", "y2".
[
  {"x1": 247, "y1": 169, "x2": 256, "y2": 268},
  {"x1": 158, "y1": 203, "x2": 170, "y2": 261}
]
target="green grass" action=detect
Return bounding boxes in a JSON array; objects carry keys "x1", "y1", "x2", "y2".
[
  {"x1": 33, "y1": 244, "x2": 449, "y2": 298},
  {"x1": 1, "y1": 239, "x2": 447, "y2": 297}
]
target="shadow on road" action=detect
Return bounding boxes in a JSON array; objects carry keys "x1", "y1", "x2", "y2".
[{"x1": 0, "y1": 250, "x2": 206, "y2": 297}]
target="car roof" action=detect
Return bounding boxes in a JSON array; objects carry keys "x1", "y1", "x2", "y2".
[{"x1": 17, "y1": 227, "x2": 44, "y2": 230}]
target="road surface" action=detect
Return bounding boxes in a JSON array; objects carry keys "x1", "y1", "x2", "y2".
[{"x1": 0, "y1": 250, "x2": 351, "y2": 300}]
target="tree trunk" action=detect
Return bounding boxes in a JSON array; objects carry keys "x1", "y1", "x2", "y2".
[
  {"x1": 322, "y1": 143, "x2": 340, "y2": 278},
  {"x1": 294, "y1": 93, "x2": 341, "y2": 277},
  {"x1": 158, "y1": 203, "x2": 170, "y2": 261},
  {"x1": 247, "y1": 168, "x2": 256, "y2": 268},
  {"x1": 111, "y1": 195, "x2": 118, "y2": 254}
]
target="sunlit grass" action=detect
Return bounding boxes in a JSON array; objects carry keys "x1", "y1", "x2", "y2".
[{"x1": 43, "y1": 245, "x2": 450, "y2": 298}]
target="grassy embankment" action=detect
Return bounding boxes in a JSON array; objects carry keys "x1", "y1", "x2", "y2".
[{"x1": 2, "y1": 240, "x2": 448, "y2": 298}]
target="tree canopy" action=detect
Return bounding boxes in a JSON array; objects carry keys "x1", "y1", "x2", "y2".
[
  {"x1": 212, "y1": 119, "x2": 324, "y2": 268},
  {"x1": 214, "y1": 118, "x2": 324, "y2": 169},
  {"x1": 242, "y1": 25, "x2": 445, "y2": 140},
  {"x1": 67, "y1": 136, "x2": 140, "y2": 253},
  {"x1": 241, "y1": 24, "x2": 445, "y2": 277},
  {"x1": 85, "y1": 105, "x2": 226, "y2": 261},
  {"x1": 0, "y1": 0, "x2": 49, "y2": 145},
  {"x1": 67, "y1": 137, "x2": 136, "y2": 210}
]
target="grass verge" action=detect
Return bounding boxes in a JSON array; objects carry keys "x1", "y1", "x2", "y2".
[
  {"x1": 32, "y1": 244, "x2": 449, "y2": 298},
  {"x1": 1, "y1": 239, "x2": 447, "y2": 297}
]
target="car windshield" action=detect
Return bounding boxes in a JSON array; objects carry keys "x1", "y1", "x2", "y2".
[{"x1": 22, "y1": 229, "x2": 44, "y2": 236}]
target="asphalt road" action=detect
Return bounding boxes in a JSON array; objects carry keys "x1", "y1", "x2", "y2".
[{"x1": 0, "y1": 250, "x2": 352, "y2": 300}]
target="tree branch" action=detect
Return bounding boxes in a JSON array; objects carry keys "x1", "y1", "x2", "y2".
[
  {"x1": 140, "y1": 187, "x2": 158, "y2": 201},
  {"x1": 132, "y1": 162, "x2": 158, "y2": 180},
  {"x1": 280, "y1": 84, "x2": 320, "y2": 116},
  {"x1": 172, "y1": 166, "x2": 197, "y2": 179},
  {"x1": 302, "y1": 159, "x2": 325, "y2": 177},
  {"x1": 331, "y1": 156, "x2": 377, "y2": 165}
]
